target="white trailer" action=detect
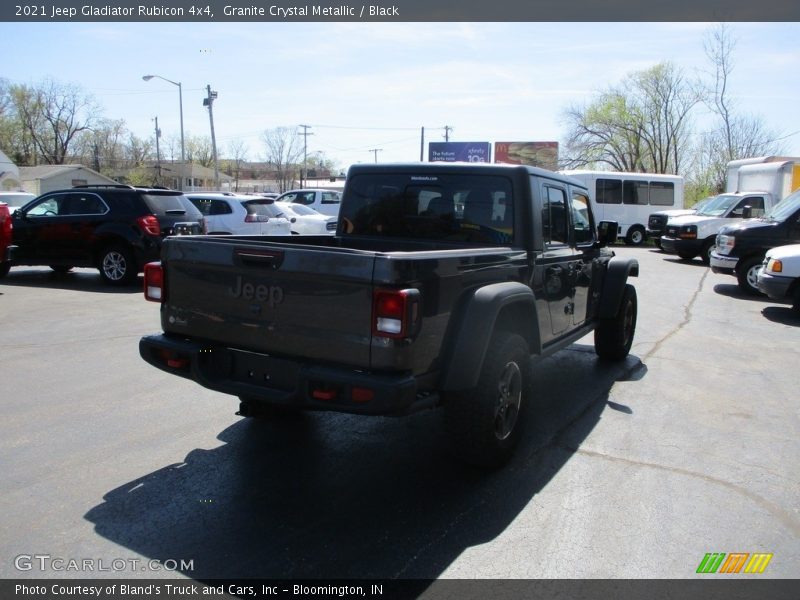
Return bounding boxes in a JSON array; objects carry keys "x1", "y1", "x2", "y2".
[
  {"x1": 725, "y1": 156, "x2": 800, "y2": 196},
  {"x1": 734, "y1": 161, "x2": 800, "y2": 200}
]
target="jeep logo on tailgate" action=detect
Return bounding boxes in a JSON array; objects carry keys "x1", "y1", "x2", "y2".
[{"x1": 229, "y1": 276, "x2": 284, "y2": 308}]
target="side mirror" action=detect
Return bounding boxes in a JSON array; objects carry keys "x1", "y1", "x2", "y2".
[
  {"x1": 742, "y1": 206, "x2": 752, "y2": 219},
  {"x1": 597, "y1": 221, "x2": 618, "y2": 247}
]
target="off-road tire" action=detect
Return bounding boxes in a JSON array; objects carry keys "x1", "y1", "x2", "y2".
[
  {"x1": 594, "y1": 284, "x2": 637, "y2": 361},
  {"x1": 736, "y1": 256, "x2": 763, "y2": 296},
  {"x1": 678, "y1": 250, "x2": 696, "y2": 261},
  {"x1": 444, "y1": 331, "x2": 532, "y2": 468}
]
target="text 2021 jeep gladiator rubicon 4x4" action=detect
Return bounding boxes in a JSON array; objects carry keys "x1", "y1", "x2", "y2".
[{"x1": 139, "y1": 163, "x2": 639, "y2": 467}]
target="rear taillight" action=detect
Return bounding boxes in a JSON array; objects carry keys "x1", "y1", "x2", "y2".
[
  {"x1": 372, "y1": 288, "x2": 421, "y2": 339},
  {"x1": 137, "y1": 215, "x2": 161, "y2": 236},
  {"x1": 144, "y1": 262, "x2": 165, "y2": 302}
]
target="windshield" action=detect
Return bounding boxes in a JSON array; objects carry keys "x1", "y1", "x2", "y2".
[
  {"x1": 691, "y1": 196, "x2": 714, "y2": 211},
  {"x1": 765, "y1": 189, "x2": 800, "y2": 222},
  {"x1": 696, "y1": 194, "x2": 739, "y2": 217}
]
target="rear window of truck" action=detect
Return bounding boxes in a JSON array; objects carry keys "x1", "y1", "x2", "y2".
[{"x1": 340, "y1": 174, "x2": 514, "y2": 244}]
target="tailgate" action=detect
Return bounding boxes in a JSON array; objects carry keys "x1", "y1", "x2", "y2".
[{"x1": 161, "y1": 237, "x2": 377, "y2": 369}]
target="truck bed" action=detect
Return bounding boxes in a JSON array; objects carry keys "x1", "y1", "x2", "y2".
[{"x1": 158, "y1": 234, "x2": 525, "y2": 373}]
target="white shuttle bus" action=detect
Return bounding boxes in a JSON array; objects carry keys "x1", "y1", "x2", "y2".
[{"x1": 559, "y1": 170, "x2": 684, "y2": 245}]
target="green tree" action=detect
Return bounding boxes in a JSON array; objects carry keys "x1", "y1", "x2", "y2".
[
  {"x1": 9, "y1": 78, "x2": 100, "y2": 165},
  {"x1": 562, "y1": 62, "x2": 701, "y2": 175}
]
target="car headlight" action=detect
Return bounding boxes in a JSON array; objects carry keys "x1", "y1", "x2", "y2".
[
  {"x1": 679, "y1": 225, "x2": 697, "y2": 239},
  {"x1": 716, "y1": 234, "x2": 735, "y2": 255}
]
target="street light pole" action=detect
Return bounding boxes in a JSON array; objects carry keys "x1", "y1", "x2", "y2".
[
  {"x1": 143, "y1": 74, "x2": 185, "y2": 190},
  {"x1": 204, "y1": 85, "x2": 220, "y2": 190}
]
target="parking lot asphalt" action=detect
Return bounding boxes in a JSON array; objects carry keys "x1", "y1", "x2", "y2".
[{"x1": 1, "y1": 246, "x2": 798, "y2": 581}]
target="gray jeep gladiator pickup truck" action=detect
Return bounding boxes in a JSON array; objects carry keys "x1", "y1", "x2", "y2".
[{"x1": 139, "y1": 163, "x2": 639, "y2": 467}]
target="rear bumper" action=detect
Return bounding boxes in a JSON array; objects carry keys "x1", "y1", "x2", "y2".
[{"x1": 139, "y1": 333, "x2": 420, "y2": 416}]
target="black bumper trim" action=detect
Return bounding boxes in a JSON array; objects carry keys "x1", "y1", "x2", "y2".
[{"x1": 139, "y1": 334, "x2": 420, "y2": 416}]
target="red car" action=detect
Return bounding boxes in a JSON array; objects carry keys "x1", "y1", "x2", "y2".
[{"x1": 0, "y1": 202, "x2": 12, "y2": 277}]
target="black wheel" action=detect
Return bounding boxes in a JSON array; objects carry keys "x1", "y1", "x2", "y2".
[
  {"x1": 792, "y1": 285, "x2": 800, "y2": 314},
  {"x1": 49, "y1": 265, "x2": 73, "y2": 274},
  {"x1": 677, "y1": 250, "x2": 696, "y2": 261},
  {"x1": 736, "y1": 256, "x2": 764, "y2": 296},
  {"x1": 0, "y1": 262, "x2": 10, "y2": 278},
  {"x1": 654, "y1": 238, "x2": 662, "y2": 250},
  {"x1": 443, "y1": 332, "x2": 531, "y2": 468},
  {"x1": 238, "y1": 397, "x2": 302, "y2": 419},
  {"x1": 98, "y1": 244, "x2": 137, "y2": 285},
  {"x1": 594, "y1": 284, "x2": 637, "y2": 361},
  {"x1": 700, "y1": 240, "x2": 715, "y2": 266},
  {"x1": 624, "y1": 226, "x2": 646, "y2": 246}
]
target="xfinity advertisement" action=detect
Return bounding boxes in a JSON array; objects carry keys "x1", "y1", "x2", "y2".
[{"x1": 429, "y1": 142, "x2": 491, "y2": 163}]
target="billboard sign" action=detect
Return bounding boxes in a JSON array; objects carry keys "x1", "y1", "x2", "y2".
[
  {"x1": 494, "y1": 142, "x2": 559, "y2": 170},
  {"x1": 429, "y1": 142, "x2": 491, "y2": 163}
]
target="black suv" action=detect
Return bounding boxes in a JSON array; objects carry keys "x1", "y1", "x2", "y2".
[{"x1": 3, "y1": 185, "x2": 204, "y2": 285}]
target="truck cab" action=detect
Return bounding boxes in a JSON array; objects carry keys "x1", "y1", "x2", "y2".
[{"x1": 660, "y1": 192, "x2": 773, "y2": 264}]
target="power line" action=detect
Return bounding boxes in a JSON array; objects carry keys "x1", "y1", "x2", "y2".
[{"x1": 311, "y1": 124, "x2": 447, "y2": 132}]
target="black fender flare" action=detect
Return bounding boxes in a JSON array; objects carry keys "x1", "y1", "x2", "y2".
[
  {"x1": 440, "y1": 281, "x2": 538, "y2": 392},
  {"x1": 599, "y1": 256, "x2": 639, "y2": 319}
]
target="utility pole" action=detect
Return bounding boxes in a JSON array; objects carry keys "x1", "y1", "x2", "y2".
[
  {"x1": 443, "y1": 125, "x2": 453, "y2": 142},
  {"x1": 420, "y1": 126, "x2": 425, "y2": 162},
  {"x1": 203, "y1": 85, "x2": 220, "y2": 189},
  {"x1": 369, "y1": 149, "x2": 383, "y2": 163},
  {"x1": 153, "y1": 116, "x2": 162, "y2": 186},
  {"x1": 298, "y1": 124, "x2": 313, "y2": 188}
]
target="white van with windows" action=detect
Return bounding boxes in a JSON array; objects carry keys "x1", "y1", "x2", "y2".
[{"x1": 558, "y1": 170, "x2": 684, "y2": 245}]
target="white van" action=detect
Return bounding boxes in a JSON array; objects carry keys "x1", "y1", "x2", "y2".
[{"x1": 559, "y1": 170, "x2": 684, "y2": 245}]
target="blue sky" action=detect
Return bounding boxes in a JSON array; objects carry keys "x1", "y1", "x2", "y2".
[{"x1": 3, "y1": 22, "x2": 799, "y2": 169}]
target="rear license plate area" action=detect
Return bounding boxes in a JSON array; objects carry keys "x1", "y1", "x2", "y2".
[{"x1": 229, "y1": 350, "x2": 299, "y2": 391}]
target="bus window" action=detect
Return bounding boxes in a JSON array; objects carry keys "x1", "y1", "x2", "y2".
[
  {"x1": 596, "y1": 179, "x2": 622, "y2": 204},
  {"x1": 623, "y1": 180, "x2": 649, "y2": 205},
  {"x1": 649, "y1": 181, "x2": 675, "y2": 206}
]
